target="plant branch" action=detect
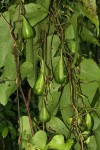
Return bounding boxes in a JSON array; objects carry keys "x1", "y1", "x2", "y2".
[
  {"x1": 9, "y1": 14, "x2": 34, "y2": 137},
  {"x1": 20, "y1": 85, "x2": 34, "y2": 136}
]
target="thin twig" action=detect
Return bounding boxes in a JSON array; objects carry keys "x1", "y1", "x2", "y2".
[
  {"x1": 20, "y1": 85, "x2": 34, "y2": 136},
  {"x1": 28, "y1": 88, "x2": 32, "y2": 106}
]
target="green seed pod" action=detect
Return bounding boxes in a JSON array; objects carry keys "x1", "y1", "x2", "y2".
[
  {"x1": 54, "y1": 53, "x2": 65, "y2": 84},
  {"x1": 22, "y1": 16, "x2": 36, "y2": 39},
  {"x1": 33, "y1": 73, "x2": 44, "y2": 96},
  {"x1": 66, "y1": 117, "x2": 73, "y2": 125},
  {"x1": 38, "y1": 103, "x2": 51, "y2": 123},
  {"x1": 85, "y1": 113, "x2": 94, "y2": 131}
]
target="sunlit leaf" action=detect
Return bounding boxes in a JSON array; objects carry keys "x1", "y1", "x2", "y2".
[
  {"x1": 81, "y1": 26, "x2": 100, "y2": 46},
  {"x1": 79, "y1": 0, "x2": 99, "y2": 35},
  {"x1": 20, "y1": 61, "x2": 33, "y2": 80},
  {"x1": 0, "y1": 12, "x2": 14, "y2": 68},
  {"x1": 95, "y1": 123, "x2": 100, "y2": 149},
  {"x1": 25, "y1": 3, "x2": 49, "y2": 26},
  {"x1": 46, "y1": 116, "x2": 69, "y2": 138},
  {"x1": 60, "y1": 84, "x2": 74, "y2": 123},
  {"x1": 33, "y1": 130, "x2": 47, "y2": 149},
  {"x1": 79, "y1": 59, "x2": 100, "y2": 82}
]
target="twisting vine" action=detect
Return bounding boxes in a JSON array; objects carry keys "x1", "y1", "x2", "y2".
[{"x1": 1, "y1": 0, "x2": 35, "y2": 144}]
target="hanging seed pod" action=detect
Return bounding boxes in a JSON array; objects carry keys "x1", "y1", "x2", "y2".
[
  {"x1": 85, "y1": 113, "x2": 94, "y2": 131},
  {"x1": 33, "y1": 59, "x2": 45, "y2": 96},
  {"x1": 22, "y1": 16, "x2": 36, "y2": 39},
  {"x1": 54, "y1": 53, "x2": 65, "y2": 84},
  {"x1": 33, "y1": 73, "x2": 44, "y2": 96},
  {"x1": 38, "y1": 103, "x2": 51, "y2": 123}
]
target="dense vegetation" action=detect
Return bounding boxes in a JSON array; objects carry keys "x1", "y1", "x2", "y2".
[{"x1": 0, "y1": 0, "x2": 100, "y2": 150}]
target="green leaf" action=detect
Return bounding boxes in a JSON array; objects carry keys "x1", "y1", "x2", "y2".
[
  {"x1": 2, "y1": 54, "x2": 16, "y2": 80},
  {"x1": 47, "y1": 135, "x2": 65, "y2": 150},
  {"x1": 65, "y1": 24, "x2": 75, "y2": 40},
  {"x1": 70, "y1": 12, "x2": 80, "y2": 67},
  {"x1": 9, "y1": 3, "x2": 49, "y2": 27},
  {"x1": 52, "y1": 35, "x2": 61, "y2": 57},
  {"x1": 74, "y1": 142, "x2": 80, "y2": 150},
  {"x1": 36, "y1": 0, "x2": 50, "y2": 9},
  {"x1": 24, "y1": 142, "x2": 35, "y2": 150},
  {"x1": 0, "y1": 123, "x2": 7, "y2": 134},
  {"x1": 0, "y1": 80, "x2": 16, "y2": 106},
  {"x1": 8, "y1": 5, "x2": 19, "y2": 22},
  {"x1": 52, "y1": 56, "x2": 60, "y2": 71},
  {"x1": 20, "y1": 61, "x2": 33, "y2": 80},
  {"x1": 81, "y1": 26, "x2": 100, "y2": 46},
  {"x1": 46, "y1": 34, "x2": 61, "y2": 66},
  {"x1": 95, "y1": 107, "x2": 100, "y2": 119},
  {"x1": 46, "y1": 80, "x2": 61, "y2": 116},
  {"x1": 27, "y1": 70, "x2": 35, "y2": 88},
  {"x1": 65, "y1": 138, "x2": 75, "y2": 150},
  {"x1": 87, "y1": 136, "x2": 97, "y2": 150},
  {"x1": 20, "y1": 116, "x2": 32, "y2": 141},
  {"x1": 94, "y1": 123, "x2": 100, "y2": 149},
  {"x1": 60, "y1": 84, "x2": 74, "y2": 123},
  {"x1": 27, "y1": 27, "x2": 40, "y2": 88},
  {"x1": 46, "y1": 116, "x2": 69, "y2": 138},
  {"x1": 71, "y1": 11, "x2": 80, "y2": 36},
  {"x1": 79, "y1": 59, "x2": 100, "y2": 82},
  {"x1": 80, "y1": 82, "x2": 99, "y2": 106},
  {"x1": 5, "y1": 110, "x2": 16, "y2": 118},
  {"x1": 9, "y1": 125, "x2": 16, "y2": 139},
  {"x1": 33, "y1": 130, "x2": 47, "y2": 149},
  {"x1": 2, "y1": 127, "x2": 9, "y2": 138},
  {"x1": 91, "y1": 112, "x2": 100, "y2": 130},
  {"x1": 0, "y1": 12, "x2": 14, "y2": 68},
  {"x1": 4, "y1": 102, "x2": 12, "y2": 110},
  {"x1": 67, "y1": 39, "x2": 75, "y2": 53},
  {"x1": 25, "y1": 3, "x2": 49, "y2": 26},
  {"x1": 20, "y1": 116, "x2": 31, "y2": 134},
  {"x1": 79, "y1": 0, "x2": 99, "y2": 35}
]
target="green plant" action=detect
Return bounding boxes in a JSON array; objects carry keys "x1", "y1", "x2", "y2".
[{"x1": 0, "y1": 0, "x2": 100, "y2": 149}]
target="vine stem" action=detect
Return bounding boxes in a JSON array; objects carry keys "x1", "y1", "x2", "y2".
[
  {"x1": 69, "y1": 66, "x2": 84, "y2": 150},
  {"x1": 2, "y1": 5, "x2": 35, "y2": 141},
  {"x1": 20, "y1": 85, "x2": 34, "y2": 136},
  {"x1": 51, "y1": 2, "x2": 85, "y2": 149},
  {"x1": 7, "y1": 2, "x2": 35, "y2": 138},
  {"x1": 13, "y1": 42, "x2": 34, "y2": 137}
]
